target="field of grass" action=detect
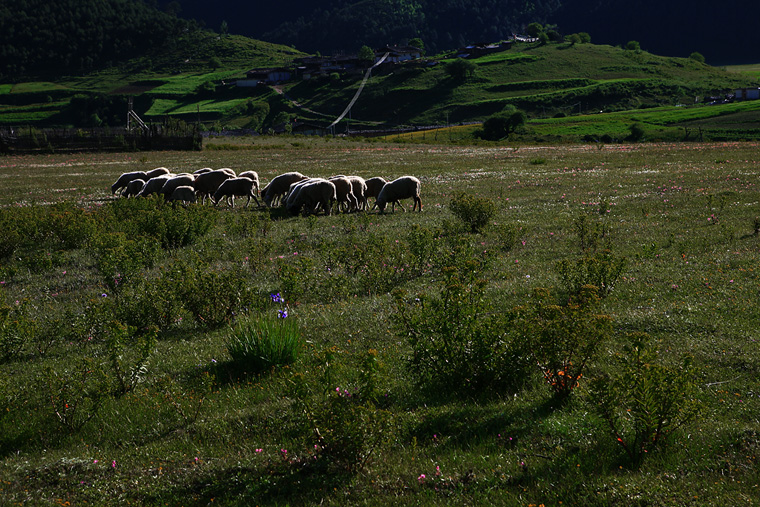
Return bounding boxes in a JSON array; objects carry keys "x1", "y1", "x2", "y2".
[{"x1": 1, "y1": 139, "x2": 759, "y2": 505}]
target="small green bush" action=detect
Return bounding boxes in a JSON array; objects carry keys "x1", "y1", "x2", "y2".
[
  {"x1": 395, "y1": 251, "x2": 530, "y2": 395},
  {"x1": 514, "y1": 286, "x2": 612, "y2": 399},
  {"x1": 448, "y1": 192, "x2": 498, "y2": 233},
  {"x1": 589, "y1": 332, "x2": 702, "y2": 468}
]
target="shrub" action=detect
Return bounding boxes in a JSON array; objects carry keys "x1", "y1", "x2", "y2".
[
  {"x1": 448, "y1": 192, "x2": 497, "y2": 233},
  {"x1": 514, "y1": 286, "x2": 612, "y2": 399},
  {"x1": 589, "y1": 332, "x2": 702, "y2": 468},
  {"x1": 104, "y1": 321, "x2": 157, "y2": 397},
  {"x1": 43, "y1": 356, "x2": 110, "y2": 432},
  {"x1": 477, "y1": 110, "x2": 527, "y2": 141},
  {"x1": 0, "y1": 300, "x2": 36, "y2": 363},
  {"x1": 395, "y1": 249, "x2": 530, "y2": 395},
  {"x1": 287, "y1": 349, "x2": 394, "y2": 473}
]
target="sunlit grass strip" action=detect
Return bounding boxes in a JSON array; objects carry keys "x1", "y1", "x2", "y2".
[{"x1": 226, "y1": 316, "x2": 302, "y2": 372}]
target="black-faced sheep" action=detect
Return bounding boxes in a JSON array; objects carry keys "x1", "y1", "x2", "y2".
[
  {"x1": 375, "y1": 176, "x2": 422, "y2": 213},
  {"x1": 213, "y1": 177, "x2": 260, "y2": 207},
  {"x1": 121, "y1": 179, "x2": 145, "y2": 198},
  {"x1": 261, "y1": 172, "x2": 309, "y2": 207},
  {"x1": 168, "y1": 185, "x2": 197, "y2": 204},
  {"x1": 111, "y1": 171, "x2": 148, "y2": 195},
  {"x1": 193, "y1": 169, "x2": 234, "y2": 205},
  {"x1": 286, "y1": 179, "x2": 336, "y2": 216}
]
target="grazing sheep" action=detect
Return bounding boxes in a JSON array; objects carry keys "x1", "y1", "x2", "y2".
[
  {"x1": 168, "y1": 185, "x2": 197, "y2": 204},
  {"x1": 145, "y1": 167, "x2": 171, "y2": 179},
  {"x1": 375, "y1": 175, "x2": 422, "y2": 213},
  {"x1": 213, "y1": 177, "x2": 260, "y2": 207},
  {"x1": 111, "y1": 171, "x2": 148, "y2": 195},
  {"x1": 121, "y1": 179, "x2": 145, "y2": 198},
  {"x1": 284, "y1": 178, "x2": 319, "y2": 211},
  {"x1": 193, "y1": 167, "x2": 213, "y2": 175},
  {"x1": 328, "y1": 175, "x2": 358, "y2": 213},
  {"x1": 286, "y1": 179, "x2": 336, "y2": 216},
  {"x1": 160, "y1": 174, "x2": 196, "y2": 199},
  {"x1": 137, "y1": 174, "x2": 172, "y2": 198},
  {"x1": 238, "y1": 171, "x2": 260, "y2": 196},
  {"x1": 218, "y1": 167, "x2": 237, "y2": 177},
  {"x1": 365, "y1": 177, "x2": 387, "y2": 201},
  {"x1": 347, "y1": 175, "x2": 368, "y2": 211},
  {"x1": 261, "y1": 172, "x2": 308, "y2": 207},
  {"x1": 193, "y1": 169, "x2": 234, "y2": 205}
]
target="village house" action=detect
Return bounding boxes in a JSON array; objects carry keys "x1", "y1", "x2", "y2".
[{"x1": 735, "y1": 87, "x2": 760, "y2": 101}]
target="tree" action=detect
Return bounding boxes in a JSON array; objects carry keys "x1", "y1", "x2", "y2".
[
  {"x1": 526, "y1": 22, "x2": 544, "y2": 37},
  {"x1": 578, "y1": 32, "x2": 591, "y2": 43},
  {"x1": 477, "y1": 109, "x2": 527, "y2": 140},
  {"x1": 409, "y1": 37, "x2": 424, "y2": 55},
  {"x1": 358, "y1": 45, "x2": 375, "y2": 66},
  {"x1": 625, "y1": 40, "x2": 641, "y2": 51},
  {"x1": 220, "y1": 20, "x2": 229, "y2": 38},
  {"x1": 566, "y1": 33, "x2": 581, "y2": 46},
  {"x1": 689, "y1": 51, "x2": 705, "y2": 64},
  {"x1": 209, "y1": 57, "x2": 222, "y2": 70},
  {"x1": 446, "y1": 58, "x2": 477, "y2": 82}
]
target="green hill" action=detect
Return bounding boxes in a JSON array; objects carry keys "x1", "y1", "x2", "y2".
[{"x1": 1, "y1": 34, "x2": 758, "y2": 143}]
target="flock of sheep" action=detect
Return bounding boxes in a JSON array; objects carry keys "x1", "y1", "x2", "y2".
[{"x1": 110, "y1": 167, "x2": 422, "y2": 215}]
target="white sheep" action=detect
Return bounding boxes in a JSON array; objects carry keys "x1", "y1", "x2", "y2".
[
  {"x1": 375, "y1": 175, "x2": 422, "y2": 213},
  {"x1": 328, "y1": 175, "x2": 358, "y2": 213},
  {"x1": 159, "y1": 174, "x2": 196, "y2": 199},
  {"x1": 238, "y1": 171, "x2": 260, "y2": 196},
  {"x1": 145, "y1": 167, "x2": 171, "y2": 179},
  {"x1": 218, "y1": 167, "x2": 237, "y2": 177},
  {"x1": 137, "y1": 174, "x2": 172, "y2": 198},
  {"x1": 111, "y1": 171, "x2": 148, "y2": 195},
  {"x1": 347, "y1": 175, "x2": 368, "y2": 211},
  {"x1": 193, "y1": 169, "x2": 234, "y2": 205},
  {"x1": 213, "y1": 177, "x2": 260, "y2": 207},
  {"x1": 286, "y1": 179, "x2": 336, "y2": 216},
  {"x1": 168, "y1": 185, "x2": 197, "y2": 204},
  {"x1": 193, "y1": 167, "x2": 213, "y2": 175},
  {"x1": 121, "y1": 179, "x2": 145, "y2": 198},
  {"x1": 261, "y1": 172, "x2": 308, "y2": 207}
]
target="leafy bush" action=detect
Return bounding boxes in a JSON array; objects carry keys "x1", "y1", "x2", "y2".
[
  {"x1": 287, "y1": 349, "x2": 394, "y2": 473},
  {"x1": 0, "y1": 300, "x2": 36, "y2": 363},
  {"x1": 174, "y1": 260, "x2": 255, "y2": 328},
  {"x1": 395, "y1": 249, "x2": 530, "y2": 395},
  {"x1": 104, "y1": 321, "x2": 157, "y2": 397},
  {"x1": 43, "y1": 357, "x2": 110, "y2": 432},
  {"x1": 589, "y1": 332, "x2": 702, "y2": 468},
  {"x1": 514, "y1": 286, "x2": 612, "y2": 399},
  {"x1": 476, "y1": 109, "x2": 527, "y2": 141},
  {"x1": 448, "y1": 192, "x2": 497, "y2": 233}
]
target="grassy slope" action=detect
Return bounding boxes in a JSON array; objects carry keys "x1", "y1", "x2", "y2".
[
  {"x1": 0, "y1": 37, "x2": 757, "y2": 141},
  {"x1": 1, "y1": 141, "x2": 760, "y2": 505},
  {"x1": 287, "y1": 42, "x2": 757, "y2": 128}
]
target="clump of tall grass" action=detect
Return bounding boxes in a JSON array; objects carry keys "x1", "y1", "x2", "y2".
[{"x1": 227, "y1": 306, "x2": 302, "y2": 373}]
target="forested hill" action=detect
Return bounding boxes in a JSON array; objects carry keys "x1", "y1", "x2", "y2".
[
  {"x1": 160, "y1": 0, "x2": 760, "y2": 65},
  {"x1": 0, "y1": 0, "x2": 193, "y2": 80}
]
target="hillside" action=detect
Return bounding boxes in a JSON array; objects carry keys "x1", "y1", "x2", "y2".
[
  {"x1": 1, "y1": 33, "x2": 758, "y2": 142},
  {"x1": 159, "y1": 0, "x2": 760, "y2": 65}
]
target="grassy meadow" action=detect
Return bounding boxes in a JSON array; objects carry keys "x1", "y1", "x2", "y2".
[{"x1": 1, "y1": 138, "x2": 759, "y2": 505}]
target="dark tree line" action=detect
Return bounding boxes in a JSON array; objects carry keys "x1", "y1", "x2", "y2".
[{"x1": 0, "y1": 0, "x2": 193, "y2": 80}]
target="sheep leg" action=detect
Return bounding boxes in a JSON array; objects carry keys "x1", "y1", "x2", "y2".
[
  {"x1": 413, "y1": 196, "x2": 422, "y2": 211},
  {"x1": 397, "y1": 200, "x2": 407, "y2": 212}
]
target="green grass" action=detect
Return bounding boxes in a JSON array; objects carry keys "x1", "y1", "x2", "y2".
[{"x1": 1, "y1": 139, "x2": 760, "y2": 505}]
